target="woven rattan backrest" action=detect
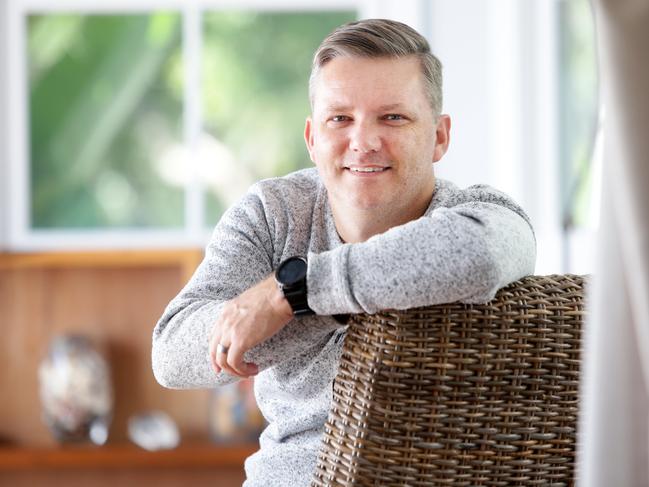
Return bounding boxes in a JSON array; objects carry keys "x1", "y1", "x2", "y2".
[{"x1": 312, "y1": 275, "x2": 585, "y2": 487}]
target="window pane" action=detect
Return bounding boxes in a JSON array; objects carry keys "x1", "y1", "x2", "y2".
[
  {"x1": 28, "y1": 14, "x2": 184, "y2": 229},
  {"x1": 558, "y1": 0, "x2": 598, "y2": 228},
  {"x1": 201, "y1": 11, "x2": 356, "y2": 224}
]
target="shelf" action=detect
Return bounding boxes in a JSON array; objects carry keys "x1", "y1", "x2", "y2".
[
  {"x1": 0, "y1": 249, "x2": 204, "y2": 282},
  {"x1": 0, "y1": 442, "x2": 257, "y2": 471}
]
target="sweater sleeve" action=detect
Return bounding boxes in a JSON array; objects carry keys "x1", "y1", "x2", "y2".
[
  {"x1": 306, "y1": 190, "x2": 536, "y2": 315},
  {"x1": 151, "y1": 187, "x2": 341, "y2": 390}
]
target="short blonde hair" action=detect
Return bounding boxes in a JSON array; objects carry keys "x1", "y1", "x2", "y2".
[{"x1": 309, "y1": 18, "x2": 444, "y2": 116}]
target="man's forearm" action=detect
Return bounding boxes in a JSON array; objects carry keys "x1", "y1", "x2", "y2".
[{"x1": 307, "y1": 203, "x2": 536, "y2": 315}]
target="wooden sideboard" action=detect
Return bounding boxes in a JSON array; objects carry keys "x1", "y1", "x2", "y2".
[{"x1": 0, "y1": 250, "x2": 256, "y2": 486}]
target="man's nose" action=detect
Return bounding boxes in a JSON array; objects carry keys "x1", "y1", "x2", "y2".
[{"x1": 349, "y1": 122, "x2": 381, "y2": 153}]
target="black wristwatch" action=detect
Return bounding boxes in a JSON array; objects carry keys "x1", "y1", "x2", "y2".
[{"x1": 275, "y1": 256, "x2": 314, "y2": 316}]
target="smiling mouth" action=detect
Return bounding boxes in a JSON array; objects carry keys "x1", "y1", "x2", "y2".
[{"x1": 344, "y1": 166, "x2": 390, "y2": 173}]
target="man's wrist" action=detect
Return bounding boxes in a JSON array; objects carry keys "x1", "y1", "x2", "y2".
[{"x1": 268, "y1": 279, "x2": 293, "y2": 320}]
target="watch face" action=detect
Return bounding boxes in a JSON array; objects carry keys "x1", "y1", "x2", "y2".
[{"x1": 277, "y1": 257, "x2": 307, "y2": 286}]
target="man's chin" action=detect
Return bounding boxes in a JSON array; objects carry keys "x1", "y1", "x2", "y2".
[
  {"x1": 329, "y1": 189, "x2": 390, "y2": 215},
  {"x1": 346, "y1": 197, "x2": 386, "y2": 212}
]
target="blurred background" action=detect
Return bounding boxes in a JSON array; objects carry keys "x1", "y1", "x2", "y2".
[{"x1": 0, "y1": 0, "x2": 599, "y2": 485}]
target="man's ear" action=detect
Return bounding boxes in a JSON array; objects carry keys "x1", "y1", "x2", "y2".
[
  {"x1": 432, "y1": 114, "x2": 451, "y2": 163},
  {"x1": 304, "y1": 117, "x2": 315, "y2": 164}
]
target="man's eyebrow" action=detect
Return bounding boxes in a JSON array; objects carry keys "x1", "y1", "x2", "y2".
[
  {"x1": 377, "y1": 103, "x2": 408, "y2": 111},
  {"x1": 323, "y1": 104, "x2": 352, "y2": 112},
  {"x1": 323, "y1": 103, "x2": 409, "y2": 112}
]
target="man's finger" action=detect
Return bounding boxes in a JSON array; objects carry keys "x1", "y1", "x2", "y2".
[
  {"x1": 227, "y1": 343, "x2": 257, "y2": 378},
  {"x1": 215, "y1": 335, "x2": 234, "y2": 376},
  {"x1": 208, "y1": 334, "x2": 222, "y2": 374},
  {"x1": 216, "y1": 340, "x2": 240, "y2": 378}
]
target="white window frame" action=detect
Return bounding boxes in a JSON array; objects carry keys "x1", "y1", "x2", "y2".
[{"x1": 2, "y1": 0, "x2": 389, "y2": 251}]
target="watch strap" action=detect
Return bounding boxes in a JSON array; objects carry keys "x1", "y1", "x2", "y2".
[{"x1": 281, "y1": 284, "x2": 314, "y2": 316}]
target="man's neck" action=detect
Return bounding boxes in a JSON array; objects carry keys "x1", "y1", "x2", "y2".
[
  {"x1": 332, "y1": 210, "x2": 397, "y2": 244},
  {"x1": 330, "y1": 190, "x2": 436, "y2": 244}
]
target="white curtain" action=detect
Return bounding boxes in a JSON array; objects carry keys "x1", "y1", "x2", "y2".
[{"x1": 579, "y1": 0, "x2": 649, "y2": 485}]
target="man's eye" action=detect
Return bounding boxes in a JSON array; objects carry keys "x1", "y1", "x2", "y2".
[
  {"x1": 384, "y1": 114, "x2": 405, "y2": 121},
  {"x1": 330, "y1": 115, "x2": 351, "y2": 122}
]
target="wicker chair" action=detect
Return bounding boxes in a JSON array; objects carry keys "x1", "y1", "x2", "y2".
[{"x1": 312, "y1": 275, "x2": 585, "y2": 487}]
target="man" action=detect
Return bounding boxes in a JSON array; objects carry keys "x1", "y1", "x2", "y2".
[{"x1": 152, "y1": 18, "x2": 535, "y2": 486}]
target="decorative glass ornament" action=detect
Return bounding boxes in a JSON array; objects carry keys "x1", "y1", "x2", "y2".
[{"x1": 38, "y1": 335, "x2": 113, "y2": 444}]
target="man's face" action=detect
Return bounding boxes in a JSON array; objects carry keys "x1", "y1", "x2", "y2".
[{"x1": 305, "y1": 55, "x2": 450, "y2": 224}]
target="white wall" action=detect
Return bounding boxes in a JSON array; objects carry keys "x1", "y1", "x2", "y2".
[
  {"x1": 426, "y1": 0, "x2": 496, "y2": 189},
  {"x1": 360, "y1": 0, "x2": 429, "y2": 35}
]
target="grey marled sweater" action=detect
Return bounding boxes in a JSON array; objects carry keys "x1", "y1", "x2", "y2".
[{"x1": 152, "y1": 167, "x2": 536, "y2": 486}]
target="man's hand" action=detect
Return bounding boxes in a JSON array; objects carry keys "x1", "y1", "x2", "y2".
[{"x1": 208, "y1": 275, "x2": 294, "y2": 378}]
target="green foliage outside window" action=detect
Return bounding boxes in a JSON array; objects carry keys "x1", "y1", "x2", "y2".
[{"x1": 29, "y1": 14, "x2": 184, "y2": 229}]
